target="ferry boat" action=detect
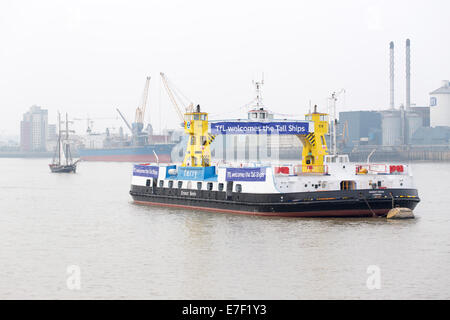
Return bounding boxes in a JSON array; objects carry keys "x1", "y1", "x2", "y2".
[{"x1": 129, "y1": 105, "x2": 420, "y2": 217}]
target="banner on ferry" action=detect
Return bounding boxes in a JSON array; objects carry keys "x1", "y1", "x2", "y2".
[
  {"x1": 225, "y1": 167, "x2": 266, "y2": 182},
  {"x1": 210, "y1": 121, "x2": 311, "y2": 135},
  {"x1": 133, "y1": 165, "x2": 159, "y2": 178}
]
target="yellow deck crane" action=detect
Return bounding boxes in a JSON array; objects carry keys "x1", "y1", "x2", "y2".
[
  {"x1": 181, "y1": 105, "x2": 212, "y2": 167},
  {"x1": 298, "y1": 105, "x2": 329, "y2": 173},
  {"x1": 160, "y1": 73, "x2": 214, "y2": 167}
]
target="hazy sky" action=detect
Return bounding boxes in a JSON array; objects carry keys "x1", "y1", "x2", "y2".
[{"x1": 1, "y1": 0, "x2": 449, "y2": 136}]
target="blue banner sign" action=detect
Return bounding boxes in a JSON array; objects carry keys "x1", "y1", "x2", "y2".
[
  {"x1": 225, "y1": 167, "x2": 266, "y2": 181},
  {"x1": 210, "y1": 121, "x2": 311, "y2": 135},
  {"x1": 133, "y1": 165, "x2": 159, "y2": 178},
  {"x1": 175, "y1": 166, "x2": 217, "y2": 180}
]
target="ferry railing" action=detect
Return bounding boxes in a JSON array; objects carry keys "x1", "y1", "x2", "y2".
[
  {"x1": 292, "y1": 165, "x2": 328, "y2": 175},
  {"x1": 355, "y1": 164, "x2": 408, "y2": 175}
]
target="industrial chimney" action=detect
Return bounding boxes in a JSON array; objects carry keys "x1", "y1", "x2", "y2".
[
  {"x1": 406, "y1": 39, "x2": 411, "y2": 109},
  {"x1": 390, "y1": 41, "x2": 395, "y2": 109}
]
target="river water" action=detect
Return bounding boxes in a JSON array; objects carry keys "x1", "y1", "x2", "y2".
[{"x1": 0, "y1": 158, "x2": 449, "y2": 299}]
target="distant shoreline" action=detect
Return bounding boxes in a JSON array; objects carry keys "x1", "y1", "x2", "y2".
[{"x1": 0, "y1": 151, "x2": 79, "y2": 158}]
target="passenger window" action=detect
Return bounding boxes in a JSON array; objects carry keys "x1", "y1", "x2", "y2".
[
  {"x1": 159, "y1": 180, "x2": 164, "y2": 188},
  {"x1": 197, "y1": 182, "x2": 202, "y2": 190},
  {"x1": 146, "y1": 179, "x2": 151, "y2": 187},
  {"x1": 168, "y1": 180, "x2": 173, "y2": 188},
  {"x1": 235, "y1": 184, "x2": 242, "y2": 193},
  {"x1": 207, "y1": 182, "x2": 213, "y2": 191},
  {"x1": 218, "y1": 183, "x2": 224, "y2": 191},
  {"x1": 178, "y1": 181, "x2": 183, "y2": 189}
]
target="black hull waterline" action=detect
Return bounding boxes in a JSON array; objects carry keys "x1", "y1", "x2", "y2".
[
  {"x1": 49, "y1": 164, "x2": 77, "y2": 173},
  {"x1": 129, "y1": 185, "x2": 420, "y2": 217}
]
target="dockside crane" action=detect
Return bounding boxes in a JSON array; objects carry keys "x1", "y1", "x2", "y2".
[
  {"x1": 116, "y1": 108, "x2": 133, "y2": 132},
  {"x1": 116, "y1": 76, "x2": 151, "y2": 146},
  {"x1": 160, "y1": 73, "x2": 216, "y2": 153},
  {"x1": 160, "y1": 72, "x2": 194, "y2": 124},
  {"x1": 133, "y1": 76, "x2": 151, "y2": 138},
  {"x1": 73, "y1": 116, "x2": 118, "y2": 134}
]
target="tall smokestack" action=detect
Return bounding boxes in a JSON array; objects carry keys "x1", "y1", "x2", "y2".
[
  {"x1": 406, "y1": 39, "x2": 411, "y2": 109},
  {"x1": 390, "y1": 41, "x2": 395, "y2": 109}
]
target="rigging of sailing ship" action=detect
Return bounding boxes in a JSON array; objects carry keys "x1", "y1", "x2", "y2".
[{"x1": 49, "y1": 112, "x2": 80, "y2": 173}]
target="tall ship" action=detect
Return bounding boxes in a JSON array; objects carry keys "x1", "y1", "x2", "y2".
[
  {"x1": 49, "y1": 112, "x2": 79, "y2": 173},
  {"x1": 129, "y1": 103, "x2": 420, "y2": 218}
]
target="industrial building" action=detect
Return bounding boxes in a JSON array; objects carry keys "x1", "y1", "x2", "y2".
[
  {"x1": 20, "y1": 105, "x2": 48, "y2": 152},
  {"x1": 411, "y1": 126, "x2": 450, "y2": 146},
  {"x1": 336, "y1": 39, "x2": 448, "y2": 161},
  {"x1": 429, "y1": 80, "x2": 450, "y2": 127},
  {"x1": 338, "y1": 111, "x2": 381, "y2": 149}
]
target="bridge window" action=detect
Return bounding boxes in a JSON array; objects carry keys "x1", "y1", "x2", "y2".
[
  {"x1": 233, "y1": 136, "x2": 238, "y2": 161},
  {"x1": 340, "y1": 180, "x2": 356, "y2": 190},
  {"x1": 245, "y1": 136, "x2": 249, "y2": 161}
]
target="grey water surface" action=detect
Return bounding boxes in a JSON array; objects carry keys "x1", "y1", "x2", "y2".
[{"x1": 0, "y1": 158, "x2": 449, "y2": 299}]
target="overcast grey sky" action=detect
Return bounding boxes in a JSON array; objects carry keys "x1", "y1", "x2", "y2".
[{"x1": 1, "y1": 0, "x2": 449, "y2": 135}]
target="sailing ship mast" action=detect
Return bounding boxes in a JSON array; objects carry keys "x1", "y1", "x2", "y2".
[
  {"x1": 53, "y1": 112, "x2": 61, "y2": 165},
  {"x1": 65, "y1": 113, "x2": 72, "y2": 165},
  {"x1": 49, "y1": 112, "x2": 79, "y2": 173}
]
